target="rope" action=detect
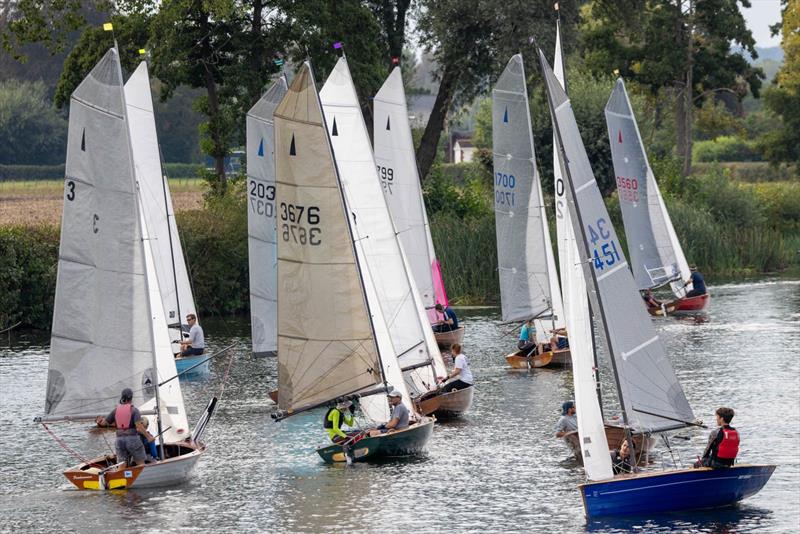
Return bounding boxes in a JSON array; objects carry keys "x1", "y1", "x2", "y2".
[
  {"x1": 0, "y1": 321, "x2": 21, "y2": 334},
  {"x1": 40, "y1": 423, "x2": 105, "y2": 468},
  {"x1": 215, "y1": 348, "x2": 236, "y2": 401}
]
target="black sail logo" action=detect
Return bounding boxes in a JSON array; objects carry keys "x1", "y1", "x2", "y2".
[{"x1": 290, "y1": 134, "x2": 296, "y2": 156}]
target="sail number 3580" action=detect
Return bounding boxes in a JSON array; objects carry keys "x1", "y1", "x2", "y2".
[
  {"x1": 587, "y1": 217, "x2": 621, "y2": 271},
  {"x1": 280, "y1": 203, "x2": 321, "y2": 246}
]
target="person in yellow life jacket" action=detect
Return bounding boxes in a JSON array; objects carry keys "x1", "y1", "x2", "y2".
[
  {"x1": 324, "y1": 400, "x2": 357, "y2": 444},
  {"x1": 694, "y1": 406, "x2": 740, "y2": 469}
]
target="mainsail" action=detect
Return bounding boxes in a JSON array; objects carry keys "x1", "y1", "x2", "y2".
[
  {"x1": 247, "y1": 77, "x2": 288, "y2": 356},
  {"x1": 539, "y1": 48, "x2": 695, "y2": 434},
  {"x1": 550, "y1": 27, "x2": 612, "y2": 480},
  {"x1": 125, "y1": 61, "x2": 196, "y2": 343},
  {"x1": 45, "y1": 49, "x2": 158, "y2": 420},
  {"x1": 321, "y1": 57, "x2": 444, "y2": 401},
  {"x1": 274, "y1": 62, "x2": 398, "y2": 422},
  {"x1": 493, "y1": 54, "x2": 564, "y2": 337},
  {"x1": 605, "y1": 79, "x2": 691, "y2": 296}
]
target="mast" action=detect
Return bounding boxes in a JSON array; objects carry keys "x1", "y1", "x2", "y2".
[{"x1": 157, "y1": 141, "x2": 183, "y2": 330}]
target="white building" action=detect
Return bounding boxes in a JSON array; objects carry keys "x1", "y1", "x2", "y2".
[{"x1": 452, "y1": 138, "x2": 476, "y2": 163}]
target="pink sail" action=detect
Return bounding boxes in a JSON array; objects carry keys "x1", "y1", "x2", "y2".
[{"x1": 427, "y1": 259, "x2": 450, "y2": 324}]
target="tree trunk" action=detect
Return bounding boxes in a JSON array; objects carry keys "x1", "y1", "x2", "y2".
[
  {"x1": 416, "y1": 63, "x2": 460, "y2": 182},
  {"x1": 203, "y1": 68, "x2": 227, "y2": 193}
]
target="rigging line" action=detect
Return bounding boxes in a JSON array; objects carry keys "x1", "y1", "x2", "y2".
[
  {"x1": 288, "y1": 339, "x2": 375, "y2": 400},
  {"x1": 40, "y1": 423, "x2": 104, "y2": 468}
]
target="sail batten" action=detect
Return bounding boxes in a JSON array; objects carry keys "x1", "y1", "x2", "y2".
[
  {"x1": 539, "y1": 48, "x2": 694, "y2": 435},
  {"x1": 247, "y1": 77, "x2": 288, "y2": 355}
]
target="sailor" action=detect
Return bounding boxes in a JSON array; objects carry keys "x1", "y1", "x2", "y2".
[
  {"x1": 548, "y1": 327, "x2": 570, "y2": 351},
  {"x1": 96, "y1": 388, "x2": 146, "y2": 467},
  {"x1": 179, "y1": 313, "x2": 205, "y2": 357},
  {"x1": 517, "y1": 319, "x2": 538, "y2": 352},
  {"x1": 695, "y1": 407, "x2": 739, "y2": 468},
  {"x1": 610, "y1": 439, "x2": 634, "y2": 474},
  {"x1": 439, "y1": 343, "x2": 474, "y2": 392},
  {"x1": 641, "y1": 288, "x2": 661, "y2": 308},
  {"x1": 137, "y1": 416, "x2": 159, "y2": 462},
  {"x1": 369, "y1": 389, "x2": 409, "y2": 436},
  {"x1": 432, "y1": 303, "x2": 458, "y2": 333},
  {"x1": 554, "y1": 400, "x2": 578, "y2": 438},
  {"x1": 324, "y1": 400, "x2": 358, "y2": 444},
  {"x1": 682, "y1": 266, "x2": 707, "y2": 298}
]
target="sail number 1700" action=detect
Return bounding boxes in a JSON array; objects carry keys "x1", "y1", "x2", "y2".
[
  {"x1": 280, "y1": 203, "x2": 322, "y2": 246},
  {"x1": 587, "y1": 217, "x2": 621, "y2": 271}
]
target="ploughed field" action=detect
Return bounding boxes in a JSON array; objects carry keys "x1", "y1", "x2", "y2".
[{"x1": 0, "y1": 179, "x2": 204, "y2": 226}]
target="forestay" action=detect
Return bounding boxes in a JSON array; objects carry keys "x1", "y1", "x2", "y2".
[
  {"x1": 549, "y1": 32, "x2": 612, "y2": 480},
  {"x1": 247, "y1": 78, "x2": 288, "y2": 356},
  {"x1": 45, "y1": 49, "x2": 157, "y2": 420},
  {"x1": 274, "y1": 63, "x2": 392, "y2": 421},
  {"x1": 605, "y1": 79, "x2": 691, "y2": 296},
  {"x1": 125, "y1": 61, "x2": 196, "y2": 341},
  {"x1": 540, "y1": 49, "x2": 695, "y2": 434},
  {"x1": 321, "y1": 58, "x2": 443, "y2": 402},
  {"x1": 492, "y1": 55, "x2": 556, "y2": 324}
]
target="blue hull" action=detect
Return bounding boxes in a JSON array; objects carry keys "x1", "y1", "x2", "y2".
[
  {"x1": 581, "y1": 464, "x2": 776, "y2": 518},
  {"x1": 174, "y1": 354, "x2": 210, "y2": 376}
]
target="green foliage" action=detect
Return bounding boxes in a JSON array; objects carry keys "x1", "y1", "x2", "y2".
[
  {"x1": 694, "y1": 98, "x2": 744, "y2": 141},
  {"x1": 751, "y1": 181, "x2": 800, "y2": 233},
  {"x1": 0, "y1": 164, "x2": 65, "y2": 181},
  {"x1": 692, "y1": 161, "x2": 797, "y2": 182},
  {"x1": 693, "y1": 136, "x2": 761, "y2": 163},
  {"x1": 0, "y1": 225, "x2": 58, "y2": 329},
  {"x1": 759, "y1": 85, "x2": 800, "y2": 171},
  {"x1": 0, "y1": 80, "x2": 67, "y2": 165},
  {"x1": 423, "y1": 162, "x2": 492, "y2": 219}
]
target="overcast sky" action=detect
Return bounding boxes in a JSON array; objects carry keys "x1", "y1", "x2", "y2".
[{"x1": 742, "y1": 0, "x2": 782, "y2": 47}]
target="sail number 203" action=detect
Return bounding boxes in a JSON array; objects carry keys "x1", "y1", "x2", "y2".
[
  {"x1": 280, "y1": 202, "x2": 321, "y2": 246},
  {"x1": 587, "y1": 217, "x2": 621, "y2": 271}
]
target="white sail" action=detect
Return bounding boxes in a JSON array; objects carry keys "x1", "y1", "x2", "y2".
[
  {"x1": 550, "y1": 28, "x2": 612, "y2": 480},
  {"x1": 321, "y1": 57, "x2": 440, "y2": 405},
  {"x1": 605, "y1": 79, "x2": 691, "y2": 296},
  {"x1": 492, "y1": 54, "x2": 559, "y2": 327},
  {"x1": 540, "y1": 48, "x2": 695, "y2": 434},
  {"x1": 373, "y1": 68, "x2": 436, "y2": 309},
  {"x1": 247, "y1": 77, "x2": 288, "y2": 355},
  {"x1": 274, "y1": 62, "x2": 398, "y2": 423},
  {"x1": 125, "y1": 62, "x2": 196, "y2": 349},
  {"x1": 44, "y1": 49, "x2": 158, "y2": 419}
]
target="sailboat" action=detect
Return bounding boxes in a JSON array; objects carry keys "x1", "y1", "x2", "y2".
[
  {"x1": 492, "y1": 54, "x2": 568, "y2": 369},
  {"x1": 605, "y1": 79, "x2": 709, "y2": 315},
  {"x1": 39, "y1": 48, "x2": 215, "y2": 490},
  {"x1": 372, "y1": 66, "x2": 473, "y2": 417},
  {"x1": 372, "y1": 69, "x2": 463, "y2": 350},
  {"x1": 270, "y1": 62, "x2": 434, "y2": 462},
  {"x1": 537, "y1": 46, "x2": 774, "y2": 518},
  {"x1": 125, "y1": 60, "x2": 205, "y2": 375},
  {"x1": 247, "y1": 77, "x2": 288, "y2": 358}
]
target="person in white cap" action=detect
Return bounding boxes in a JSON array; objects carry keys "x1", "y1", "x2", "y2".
[{"x1": 369, "y1": 389, "x2": 409, "y2": 436}]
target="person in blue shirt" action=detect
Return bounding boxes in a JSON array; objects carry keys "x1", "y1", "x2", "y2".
[
  {"x1": 517, "y1": 319, "x2": 538, "y2": 352},
  {"x1": 683, "y1": 266, "x2": 707, "y2": 298},
  {"x1": 432, "y1": 303, "x2": 459, "y2": 333}
]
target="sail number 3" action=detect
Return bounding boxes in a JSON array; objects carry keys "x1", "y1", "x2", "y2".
[
  {"x1": 587, "y1": 218, "x2": 621, "y2": 271},
  {"x1": 280, "y1": 202, "x2": 321, "y2": 246},
  {"x1": 249, "y1": 179, "x2": 275, "y2": 218},
  {"x1": 495, "y1": 172, "x2": 515, "y2": 207}
]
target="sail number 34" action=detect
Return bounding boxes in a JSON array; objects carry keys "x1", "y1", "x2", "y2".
[
  {"x1": 587, "y1": 217, "x2": 621, "y2": 271},
  {"x1": 280, "y1": 202, "x2": 321, "y2": 246}
]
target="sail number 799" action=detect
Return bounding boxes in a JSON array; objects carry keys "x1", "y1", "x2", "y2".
[
  {"x1": 280, "y1": 202, "x2": 321, "y2": 246},
  {"x1": 587, "y1": 217, "x2": 621, "y2": 271}
]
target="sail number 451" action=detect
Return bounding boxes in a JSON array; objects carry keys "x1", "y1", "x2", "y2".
[
  {"x1": 587, "y1": 217, "x2": 621, "y2": 271},
  {"x1": 280, "y1": 202, "x2": 321, "y2": 246}
]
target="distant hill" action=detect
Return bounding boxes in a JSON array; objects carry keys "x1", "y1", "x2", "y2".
[{"x1": 753, "y1": 46, "x2": 784, "y2": 63}]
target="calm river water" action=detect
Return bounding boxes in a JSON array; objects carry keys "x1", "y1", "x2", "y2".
[{"x1": 1, "y1": 279, "x2": 799, "y2": 533}]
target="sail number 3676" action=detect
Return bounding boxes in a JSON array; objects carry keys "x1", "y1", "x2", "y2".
[
  {"x1": 280, "y1": 202, "x2": 321, "y2": 246},
  {"x1": 587, "y1": 217, "x2": 621, "y2": 271}
]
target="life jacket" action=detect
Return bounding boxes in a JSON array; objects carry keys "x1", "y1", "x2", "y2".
[
  {"x1": 716, "y1": 426, "x2": 739, "y2": 460},
  {"x1": 323, "y1": 408, "x2": 344, "y2": 430},
  {"x1": 115, "y1": 403, "x2": 134, "y2": 430}
]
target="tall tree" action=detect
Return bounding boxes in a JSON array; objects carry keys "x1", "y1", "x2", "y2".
[{"x1": 581, "y1": 0, "x2": 762, "y2": 175}]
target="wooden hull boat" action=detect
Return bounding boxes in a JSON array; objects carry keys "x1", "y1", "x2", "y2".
[
  {"x1": 175, "y1": 353, "x2": 209, "y2": 376},
  {"x1": 415, "y1": 384, "x2": 474, "y2": 419},
  {"x1": 316, "y1": 417, "x2": 434, "y2": 463},
  {"x1": 505, "y1": 350, "x2": 553, "y2": 369},
  {"x1": 268, "y1": 390, "x2": 278, "y2": 403},
  {"x1": 64, "y1": 441, "x2": 204, "y2": 490},
  {"x1": 647, "y1": 293, "x2": 709, "y2": 316},
  {"x1": 433, "y1": 326, "x2": 464, "y2": 349},
  {"x1": 563, "y1": 426, "x2": 655, "y2": 466},
  {"x1": 548, "y1": 348, "x2": 571, "y2": 367},
  {"x1": 580, "y1": 464, "x2": 776, "y2": 518}
]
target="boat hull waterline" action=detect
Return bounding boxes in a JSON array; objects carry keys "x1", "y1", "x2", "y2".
[
  {"x1": 580, "y1": 464, "x2": 776, "y2": 518},
  {"x1": 64, "y1": 442, "x2": 205, "y2": 490},
  {"x1": 505, "y1": 350, "x2": 554, "y2": 369},
  {"x1": 316, "y1": 417, "x2": 435, "y2": 463},
  {"x1": 648, "y1": 294, "x2": 710, "y2": 316},
  {"x1": 174, "y1": 354, "x2": 210, "y2": 376},
  {"x1": 415, "y1": 385, "x2": 474, "y2": 419},
  {"x1": 433, "y1": 326, "x2": 464, "y2": 349}
]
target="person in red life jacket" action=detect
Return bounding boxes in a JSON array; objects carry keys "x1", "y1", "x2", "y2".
[
  {"x1": 694, "y1": 406, "x2": 739, "y2": 468},
  {"x1": 95, "y1": 387, "x2": 146, "y2": 467}
]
